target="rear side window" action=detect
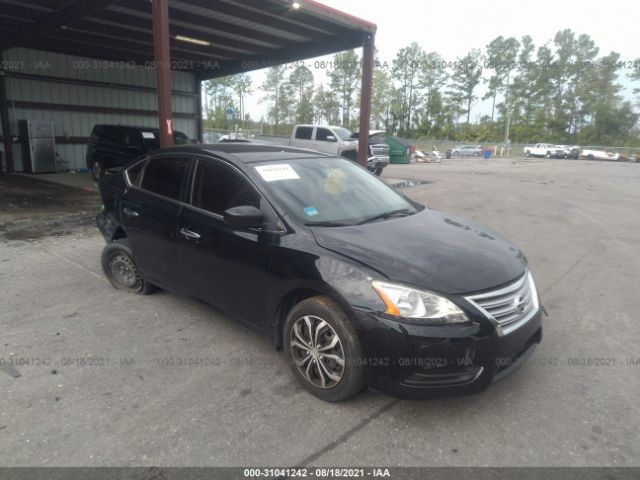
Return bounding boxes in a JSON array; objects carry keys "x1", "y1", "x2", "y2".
[
  {"x1": 191, "y1": 160, "x2": 260, "y2": 215},
  {"x1": 125, "y1": 160, "x2": 145, "y2": 186},
  {"x1": 141, "y1": 156, "x2": 191, "y2": 200},
  {"x1": 102, "y1": 128, "x2": 128, "y2": 146},
  {"x1": 294, "y1": 126, "x2": 313, "y2": 140}
]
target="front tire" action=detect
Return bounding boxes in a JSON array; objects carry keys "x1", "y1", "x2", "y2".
[
  {"x1": 101, "y1": 239, "x2": 153, "y2": 294},
  {"x1": 525, "y1": 151, "x2": 531, "y2": 158},
  {"x1": 545, "y1": 152, "x2": 551, "y2": 159},
  {"x1": 284, "y1": 296, "x2": 365, "y2": 402}
]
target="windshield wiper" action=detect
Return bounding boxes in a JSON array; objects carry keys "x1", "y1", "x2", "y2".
[
  {"x1": 357, "y1": 208, "x2": 414, "y2": 225},
  {"x1": 304, "y1": 221, "x2": 350, "y2": 227}
]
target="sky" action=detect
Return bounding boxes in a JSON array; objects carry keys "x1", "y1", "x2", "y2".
[{"x1": 240, "y1": 0, "x2": 640, "y2": 125}]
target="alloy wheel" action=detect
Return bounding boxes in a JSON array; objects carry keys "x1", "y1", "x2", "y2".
[{"x1": 289, "y1": 315, "x2": 345, "y2": 389}]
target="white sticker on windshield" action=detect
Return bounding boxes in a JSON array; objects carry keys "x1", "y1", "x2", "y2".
[{"x1": 255, "y1": 164, "x2": 299, "y2": 182}]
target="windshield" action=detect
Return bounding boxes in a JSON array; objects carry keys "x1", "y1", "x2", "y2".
[
  {"x1": 253, "y1": 157, "x2": 420, "y2": 226},
  {"x1": 332, "y1": 127, "x2": 353, "y2": 142}
]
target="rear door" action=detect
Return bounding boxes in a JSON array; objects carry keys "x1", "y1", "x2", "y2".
[
  {"x1": 120, "y1": 154, "x2": 192, "y2": 289},
  {"x1": 177, "y1": 156, "x2": 281, "y2": 329}
]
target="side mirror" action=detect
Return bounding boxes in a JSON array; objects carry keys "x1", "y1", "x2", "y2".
[
  {"x1": 224, "y1": 205, "x2": 263, "y2": 228},
  {"x1": 325, "y1": 135, "x2": 336, "y2": 142}
]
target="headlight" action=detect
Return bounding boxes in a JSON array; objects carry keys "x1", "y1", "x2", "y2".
[{"x1": 371, "y1": 281, "x2": 468, "y2": 324}]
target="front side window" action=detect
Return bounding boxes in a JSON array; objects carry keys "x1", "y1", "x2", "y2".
[
  {"x1": 140, "y1": 156, "x2": 191, "y2": 200},
  {"x1": 191, "y1": 159, "x2": 261, "y2": 216},
  {"x1": 315, "y1": 128, "x2": 334, "y2": 141}
]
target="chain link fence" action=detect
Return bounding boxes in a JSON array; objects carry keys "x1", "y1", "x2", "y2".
[{"x1": 410, "y1": 139, "x2": 640, "y2": 159}]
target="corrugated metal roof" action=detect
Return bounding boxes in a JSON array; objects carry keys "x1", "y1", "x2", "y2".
[{"x1": 0, "y1": 0, "x2": 376, "y2": 79}]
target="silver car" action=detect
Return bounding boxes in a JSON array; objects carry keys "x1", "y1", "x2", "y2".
[{"x1": 451, "y1": 145, "x2": 482, "y2": 157}]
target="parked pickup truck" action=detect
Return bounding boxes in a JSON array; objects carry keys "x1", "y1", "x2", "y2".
[
  {"x1": 289, "y1": 124, "x2": 389, "y2": 175},
  {"x1": 349, "y1": 129, "x2": 390, "y2": 175},
  {"x1": 524, "y1": 143, "x2": 565, "y2": 158}
]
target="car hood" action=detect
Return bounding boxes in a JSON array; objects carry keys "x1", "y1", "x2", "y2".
[{"x1": 311, "y1": 209, "x2": 527, "y2": 295}]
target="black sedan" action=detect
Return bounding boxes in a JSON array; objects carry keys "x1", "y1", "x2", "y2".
[{"x1": 96, "y1": 144, "x2": 543, "y2": 401}]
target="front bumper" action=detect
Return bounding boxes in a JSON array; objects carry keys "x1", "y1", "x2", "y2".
[
  {"x1": 349, "y1": 307, "x2": 543, "y2": 399},
  {"x1": 367, "y1": 156, "x2": 389, "y2": 170}
]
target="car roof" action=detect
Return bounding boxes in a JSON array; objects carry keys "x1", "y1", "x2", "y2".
[{"x1": 146, "y1": 143, "x2": 334, "y2": 164}]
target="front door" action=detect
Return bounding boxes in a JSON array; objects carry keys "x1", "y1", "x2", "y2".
[{"x1": 177, "y1": 157, "x2": 280, "y2": 329}]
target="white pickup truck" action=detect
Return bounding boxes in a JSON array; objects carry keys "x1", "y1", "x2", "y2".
[
  {"x1": 524, "y1": 143, "x2": 565, "y2": 158},
  {"x1": 289, "y1": 124, "x2": 389, "y2": 175}
]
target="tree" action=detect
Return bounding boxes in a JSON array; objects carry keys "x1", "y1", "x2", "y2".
[
  {"x1": 260, "y1": 66, "x2": 286, "y2": 133},
  {"x1": 448, "y1": 49, "x2": 483, "y2": 124},
  {"x1": 483, "y1": 36, "x2": 519, "y2": 122},
  {"x1": 391, "y1": 42, "x2": 427, "y2": 135},
  {"x1": 313, "y1": 84, "x2": 340, "y2": 125},
  {"x1": 329, "y1": 49, "x2": 361, "y2": 126},
  {"x1": 232, "y1": 73, "x2": 252, "y2": 128},
  {"x1": 371, "y1": 68, "x2": 393, "y2": 130},
  {"x1": 417, "y1": 52, "x2": 448, "y2": 136},
  {"x1": 288, "y1": 65, "x2": 315, "y2": 124},
  {"x1": 203, "y1": 76, "x2": 236, "y2": 129},
  {"x1": 288, "y1": 65, "x2": 314, "y2": 104}
]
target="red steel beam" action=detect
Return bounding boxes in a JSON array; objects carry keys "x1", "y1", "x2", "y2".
[
  {"x1": 357, "y1": 32, "x2": 374, "y2": 167},
  {"x1": 152, "y1": 0, "x2": 174, "y2": 148}
]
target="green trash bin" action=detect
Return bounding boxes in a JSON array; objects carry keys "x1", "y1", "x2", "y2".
[{"x1": 385, "y1": 136, "x2": 413, "y2": 164}]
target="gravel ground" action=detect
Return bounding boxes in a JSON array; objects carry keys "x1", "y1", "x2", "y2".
[{"x1": 1, "y1": 157, "x2": 639, "y2": 467}]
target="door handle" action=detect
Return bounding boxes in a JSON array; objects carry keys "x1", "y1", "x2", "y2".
[
  {"x1": 180, "y1": 227, "x2": 201, "y2": 240},
  {"x1": 123, "y1": 207, "x2": 139, "y2": 217}
]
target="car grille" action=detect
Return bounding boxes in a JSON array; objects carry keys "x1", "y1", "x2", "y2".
[
  {"x1": 369, "y1": 144, "x2": 389, "y2": 157},
  {"x1": 465, "y1": 272, "x2": 539, "y2": 335}
]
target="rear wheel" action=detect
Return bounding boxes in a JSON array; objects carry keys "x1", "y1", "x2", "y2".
[
  {"x1": 545, "y1": 152, "x2": 551, "y2": 159},
  {"x1": 101, "y1": 239, "x2": 153, "y2": 294},
  {"x1": 284, "y1": 296, "x2": 365, "y2": 402}
]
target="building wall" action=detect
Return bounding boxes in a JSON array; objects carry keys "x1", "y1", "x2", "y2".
[{"x1": 2, "y1": 48, "x2": 198, "y2": 171}]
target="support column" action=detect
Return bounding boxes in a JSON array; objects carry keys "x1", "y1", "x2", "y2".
[
  {"x1": 357, "y1": 32, "x2": 375, "y2": 167},
  {"x1": 196, "y1": 75, "x2": 203, "y2": 142},
  {"x1": 0, "y1": 52, "x2": 14, "y2": 174},
  {"x1": 152, "y1": 0, "x2": 173, "y2": 148}
]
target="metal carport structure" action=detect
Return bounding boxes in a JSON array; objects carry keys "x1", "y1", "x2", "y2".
[{"x1": 0, "y1": 0, "x2": 376, "y2": 174}]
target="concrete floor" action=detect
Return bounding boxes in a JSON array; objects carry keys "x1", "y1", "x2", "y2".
[{"x1": 1, "y1": 157, "x2": 639, "y2": 467}]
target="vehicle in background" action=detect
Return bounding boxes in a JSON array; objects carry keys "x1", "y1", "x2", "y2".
[
  {"x1": 523, "y1": 143, "x2": 564, "y2": 158},
  {"x1": 580, "y1": 149, "x2": 620, "y2": 161},
  {"x1": 86, "y1": 125, "x2": 192, "y2": 181},
  {"x1": 451, "y1": 145, "x2": 482, "y2": 157},
  {"x1": 289, "y1": 124, "x2": 387, "y2": 175},
  {"x1": 555, "y1": 145, "x2": 580, "y2": 159},
  {"x1": 415, "y1": 149, "x2": 442, "y2": 163},
  {"x1": 96, "y1": 144, "x2": 542, "y2": 401},
  {"x1": 349, "y1": 129, "x2": 390, "y2": 175},
  {"x1": 290, "y1": 124, "x2": 356, "y2": 158},
  {"x1": 202, "y1": 132, "x2": 221, "y2": 144}
]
